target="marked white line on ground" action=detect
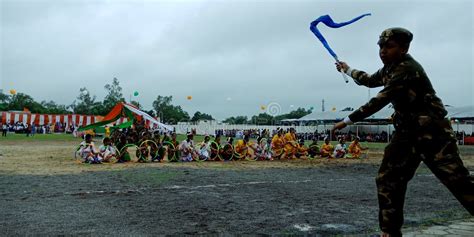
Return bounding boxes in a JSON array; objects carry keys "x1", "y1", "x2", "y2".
[
  {"x1": 417, "y1": 170, "x2": 473, "y2": 177},
  {"x1": 293, "y1": 224, "x2": 315, "y2": 232},
  {"x1": 165, "y1": 179, "x2": 315, "y2": 190},
  {"x1": 23, "y1": 178, "x2": 361, "y2": 197}
]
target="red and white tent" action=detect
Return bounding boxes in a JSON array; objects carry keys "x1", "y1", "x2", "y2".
[
  {"x1": 1, "y1": 103, "x2": 173, "y2": 132},
  {"x1": 1, "y1": 111, "x2": 102, "y2": 127}
]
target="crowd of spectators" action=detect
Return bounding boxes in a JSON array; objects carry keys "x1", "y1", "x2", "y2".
[
  {"x1": 0, "y1": 121, "x2": 79, "y2": 137},
  {"x1": 2, "y1": 122, "x2": 472, "y2": 145},
  {"x1": 214, "y1": 128, "x2": 393, "y2": 142}
]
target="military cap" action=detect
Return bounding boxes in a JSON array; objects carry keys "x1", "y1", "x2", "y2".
[{"x1": 378, "y1": 27, "x2": 413, "y2": 45}]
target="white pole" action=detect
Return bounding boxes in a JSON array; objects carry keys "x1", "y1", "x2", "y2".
[{"x1": 387, "y1": 124, "x2": 390, "y2": 143}]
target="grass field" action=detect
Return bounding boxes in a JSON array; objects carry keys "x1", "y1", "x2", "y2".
[
  {"x1": 0, "y1": 133, "x2": 393, "y2": 150},
  {"x1": 1, "y1": 132, "x2": 473, "y2": 175}
]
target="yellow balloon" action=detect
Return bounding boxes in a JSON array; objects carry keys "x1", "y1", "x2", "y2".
[
  {"x1": 9, "y1": 89, "x2": 16, "y2": 95},
  {"x1": 187, "y1": 96, "x2": 192, "y2": 100},
  {"x1": 260, "y1": 105, "x2": 266, "y2": 110}
]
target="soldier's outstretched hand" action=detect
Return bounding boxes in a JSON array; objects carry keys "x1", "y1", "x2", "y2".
[
  {"x1": 331, "y1": 121, "x2": 347, "y2": 138},
  {"x1": 335, "y1": 61, "x2": 349, "y2": 73}
]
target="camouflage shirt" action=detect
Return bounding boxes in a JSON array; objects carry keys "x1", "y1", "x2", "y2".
[{"x1": 348, "y1": 54, "x2": 447, "y2": 131}]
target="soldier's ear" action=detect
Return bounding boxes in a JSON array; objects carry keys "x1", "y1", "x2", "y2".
[{"x1": 401, "y1": 44, "x2": 409, "y2": 54}]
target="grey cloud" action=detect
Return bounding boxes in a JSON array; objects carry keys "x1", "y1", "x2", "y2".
[{"x1": 1, "y1": 0, "x2": 472, "y2": 120}]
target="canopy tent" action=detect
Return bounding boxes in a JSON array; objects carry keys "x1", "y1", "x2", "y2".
[
  {"x1": 445, "y1": 106, "x2": 474, "y2": 120},
  {"x1": 284, "y1": 106, "x2": 394, "y2": 124},
  {"x1": 1, "y1": 111, "x2": 102, "y2": 127},
  {"x1": 78, "y1": 102, "x2": 173, "y2": 132},
  {"x1": 284, "y1": 105, "x2": 474, "y2": 124}
]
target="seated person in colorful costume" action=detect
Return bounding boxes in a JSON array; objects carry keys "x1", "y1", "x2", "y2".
[
  {"x1": 137, "y1": 131, "x2": 152, "y2": 162},
  {"x1": 271, "y1": 128, "x2": 285, "y2": 159},
  {"x1": 255, "y1": 136, "x2": 272, "y2": 160},
  {"x1": 296, "y1": 139, "x2": 309, "y2": 158},
  {"x1": 179, "y1": 133, "x2": 198, "y2": 162},
  {"x1": 78, "y1": 134, "x2": 101, "y2": 164},
  {"x1": 116, "y1": 133, "x2": 131, "y2": 163},
  {"x1": 210, "y1": 134, "x2": 222, "y2": 160},
  {"x1": 307, "y1": 137, "x2": 320, "y2": 158},
  {"x1": 150, "y1": 131, "x2": 162, "y2": 162},
  {"x1": 234, "y1": 135, "x2": 254, "y2": 159},
  {"x1": 347, "y1": 136, "x2": 369, "y2": 159},
  {"x1": 198, "y1": 135, "x2": 211, "y2": 160},
  {"x1": 283, "y1": 128, "x2": 298, "y2": 159},
  {"x1": 320, "y1": 137, "x2": 334, "y2": 158},
  {"x1": 98, "y1": 137, "x2": 116, "y2": 162},
  {"x1": 333, "y1": 137, "x2": 347, "y2": 158}
]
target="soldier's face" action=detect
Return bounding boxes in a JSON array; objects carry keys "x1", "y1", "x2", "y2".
[{"x1": 379, "y1": 40, "x2": 407, "y2": 65}]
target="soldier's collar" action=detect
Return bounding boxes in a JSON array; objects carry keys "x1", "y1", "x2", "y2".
[{"x1": 403, "y1": 53, "x2": 413, "y2": 60}]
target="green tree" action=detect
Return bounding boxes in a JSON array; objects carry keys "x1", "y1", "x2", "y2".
[
  {"x1": 167, "y1": 105, "x2": 190, "y2": 124},
  {"x1": 130, "y1": 100, "x2": 142, "y2": 110},
  {"x1": 191, "y1": 111, "x2": 214, "y2": 122},
  {"x1": 152, "y1": 95, "x2": 190, "y2": 124},
  {"x1": 145, "y1": 109, "x2": 155, "y2": 117},
  {"x1": 0, "y1": 91, "x2": 10, "y2": 104},
  {"x1": 41, "y1": 100, "x2": 70, "y2": 114},
  {"x1": 274, "y1": 107, "x2": 312, "y2": 121},
  {"x1": 70, "y1": 88, "x2": 104, "y2": 115},
  {"x1": 7, "y1": 93, "x2": 44, "y2": 113},
  {"x1": 222, "y1": 116, "x2": 248, "y2": 124},
  {"x1": 0, "y1": 91, "x2": 10, "y2": 111},
  {"x1": 250, "y1": 113, "x2": 274, "y2": 125},
  {"x1": 103, "y1": 77, "x2": 125, "y2": 113}
]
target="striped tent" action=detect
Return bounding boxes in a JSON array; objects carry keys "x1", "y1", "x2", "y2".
[
  {"x1": 78, "y1": 102, "x2": 173, "y2": 132},
  {"x1": 1, "y1": 111, "x2": 102, "y2": 127}
]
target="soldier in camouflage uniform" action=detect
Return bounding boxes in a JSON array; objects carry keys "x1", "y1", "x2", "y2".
[{"x1": 333, "y1": 27, "x2": 473, "y2": 237}]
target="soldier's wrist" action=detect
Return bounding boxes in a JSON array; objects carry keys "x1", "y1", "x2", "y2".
[
  {"x1": 345, "y1": 67, "x2": 353, "y2": 77},
  {"x1": 343, "y1": 116, "x2": 353, "y2": 125}
]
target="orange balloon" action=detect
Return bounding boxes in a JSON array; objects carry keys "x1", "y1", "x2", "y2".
[
  {"x1": 9, "y1": 89, "x2": 16, "y2": 95},
  {"x1": 187, "y1": 96, "x2": 192, "y2": 100}
]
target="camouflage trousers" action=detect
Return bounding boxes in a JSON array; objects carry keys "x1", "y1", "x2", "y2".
[{"x1": 377, "y1": 124, "x2": 474, "y2": 236}]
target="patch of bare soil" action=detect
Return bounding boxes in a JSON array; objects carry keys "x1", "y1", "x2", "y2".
[{"x1": 1, "y1": 141, "x2": 472, "y2": 235}]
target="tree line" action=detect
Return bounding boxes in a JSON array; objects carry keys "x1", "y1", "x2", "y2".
[{"x1": 1, "y1": 78, "x2": 311, "y2": 125}]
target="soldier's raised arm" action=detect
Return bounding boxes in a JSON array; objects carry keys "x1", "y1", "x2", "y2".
[{"x1": 336, "y1": 61, "x2": 384, "y2": 88}]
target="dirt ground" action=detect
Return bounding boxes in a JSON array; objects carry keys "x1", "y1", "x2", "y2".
[{"x1": 1, "y1": 140, "x2": 473, "y2": 236}]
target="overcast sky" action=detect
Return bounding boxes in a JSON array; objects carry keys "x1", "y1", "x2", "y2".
[{"x1": 1, "y1": 0, "x2": 473, "y2": 120}]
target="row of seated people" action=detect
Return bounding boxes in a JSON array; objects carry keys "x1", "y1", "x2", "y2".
[
  {"x1": 76, "y1": 134, "x2": 116, "y2": 164},
  {"x1": 319, "y1": 136, "x2": 369, "y2": 159},
  {"x1": 270, "y1": 128, "x2": 368, "y2": 159},
  {"x1": 76, "y1": 130, "x2": 369, "y2": 164}
]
